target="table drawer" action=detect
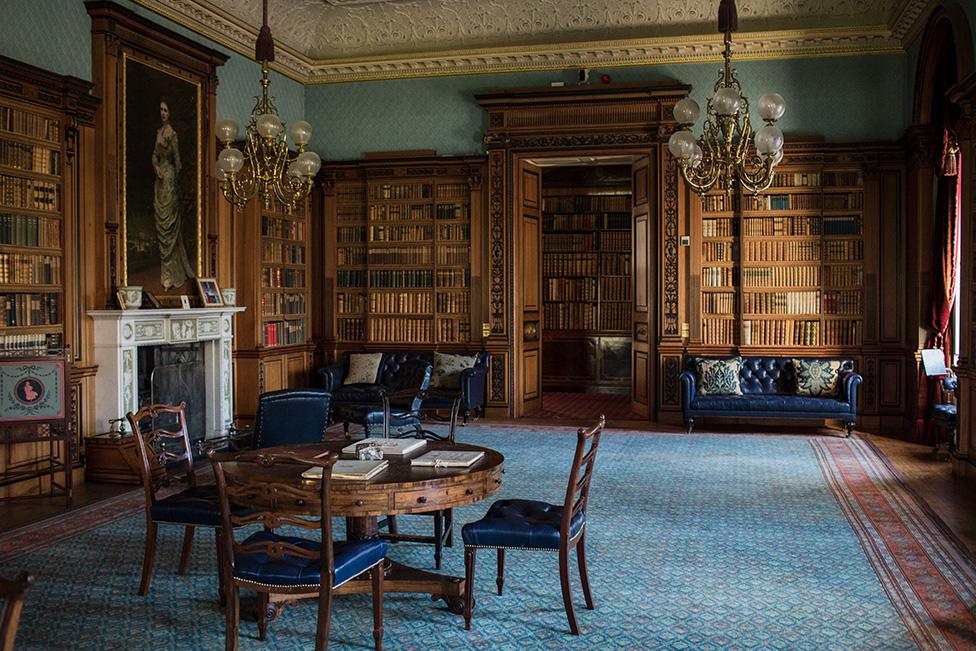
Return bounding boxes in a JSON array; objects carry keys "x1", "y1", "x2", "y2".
[
  {"x1": 394, "y1": 481, "x2": 486, "y2": 512},
  {"x1": 332, "y1": 491, "x2": 390, "y2": 513}
]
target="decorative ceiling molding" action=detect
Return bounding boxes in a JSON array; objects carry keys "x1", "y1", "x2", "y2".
[
  {"x1": 888, "y1": 0, "x2": 936, "y2": 44},
  {"x1": 131, "y1": 0, "x2": 918, "y2": 84}
]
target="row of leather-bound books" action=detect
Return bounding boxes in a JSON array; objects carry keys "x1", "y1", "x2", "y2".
[
  {"x1": 261, "y1": 215, "x2": 305, "y2": 240},
  {"x1": 261, "y1": 241, "x2": 305, "y2": 264},
  {"x1": 0, "y1": 105, "x2": 60, "y2": 142},
  {"x1": 0, "y1": 173, "x2": 59, "y2": 212},
  {"x1": 0, "y1": 137, "x2": 59, "y2": 176},
  {"x1": 0, "y1": 212, "x2": 60, "y2": 248},
  {"x1": 0, "y1": 292, "x2": 59, "y2": 327},
  {"x1": 0, "y1": 252, "x2": 60, "y2": 284},
  {"x1": 260, "y1": 292, "x2": 306, "y2": 317}
]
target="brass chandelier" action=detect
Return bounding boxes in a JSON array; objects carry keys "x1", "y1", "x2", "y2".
[
  {"x1": 215, "y1": 0, "x2": 320, "y2": 209},
  {"x1": 668, "y1": 0, "x2": 786, "y2": 196}
]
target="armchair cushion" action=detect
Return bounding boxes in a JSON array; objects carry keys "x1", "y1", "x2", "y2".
[
  {"x1": 429, "y1": 353, "x2": 477, "y2": 390},
  {"x1": 696, "y1": 357, "x2": 743, "y2": 396},
  {"x1": 151, "y1": 485, "x2": 223, "y2": 527},
  {"x1": 344, "y1": 353, "x2": 383, "y2": 385},
  {"x1": 461, "y1": 498, "x2": 585, "y2": 550},
  {"x1": 689, "y1": 394, "x2": 851, "y2": 413},
  {"x1": 233, "y1": 531, "x2": 388, "y2": 588},
  {"x1": 793, "y1": 359, "x2": 844, "y2": 397},
  {"x1": 255, "y1": 389, "x2": 331, "y2": 448}
]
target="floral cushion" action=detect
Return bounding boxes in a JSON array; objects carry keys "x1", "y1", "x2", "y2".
[
  {"x1": 793, "y1": 359, "x2": 844, "y2": 397},
  {"x1": 429, "y1": 353, "x2": 477, "y2": 390},
  {"x1": 343, "y1": 353, "x2": 383, "y2": 385},
  {"x1": 695, "y1": 357, "x2": 743, "y2": 396}
]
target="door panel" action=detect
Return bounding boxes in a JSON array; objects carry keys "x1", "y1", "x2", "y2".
[
  {"x1": 631, "y1": 156, "x2": 654, "y2": 417},
  {"x1": 516, "y1": 160, "x2": 543, "y2": 414}
]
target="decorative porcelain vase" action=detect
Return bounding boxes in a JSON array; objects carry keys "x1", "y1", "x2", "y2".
[
  {"x1": 220, "y1": 287, "x2": 237, "y2": 306},
  {"x1": 118, "y1": 286, "x2": 142, "y2": 310}
]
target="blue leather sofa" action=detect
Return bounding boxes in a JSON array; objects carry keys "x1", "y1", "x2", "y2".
[
  {"x1": 319, "y1": 351, "x2": 489, "y2": 422},
  {"x1": 679, "y1": 356, "x2": 862, "y2": 436}
]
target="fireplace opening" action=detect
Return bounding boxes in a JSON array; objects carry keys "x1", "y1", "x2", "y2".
[{"x1": 137, "y1": 343, "x2": 206, "y2": 444}]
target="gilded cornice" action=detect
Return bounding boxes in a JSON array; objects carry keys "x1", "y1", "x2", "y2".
[
  {"x1": 131, "y1": 0, "x2": 918, "y2": 84},
  {"x1": 888, "y1": 0, "x2": 936, "y2": 45}
]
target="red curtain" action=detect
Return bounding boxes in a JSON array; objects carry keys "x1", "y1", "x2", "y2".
[{"x1": 915, "y1": 128, "x2": 961, "y2": 442}]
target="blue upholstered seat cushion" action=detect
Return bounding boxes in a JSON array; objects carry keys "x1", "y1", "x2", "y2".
[
  {"x1": 233, "y1": 531, "x2": 388, "y2": 588},
  {"x1": 461, "y1": 499, "x2": 584, "y2": 549},
  {"x1": 689, "y1": 394, "x2": 851, "y2": 413},
  {"x1": 933, "y1": 404, "x2": 958, "y2": 419},
  {"x1": 151, "y1": 485, "x2": 224, "y2": 526}
]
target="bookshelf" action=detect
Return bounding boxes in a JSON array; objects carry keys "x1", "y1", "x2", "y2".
[
  {"x1": 540, "y1": 166, "x2": 632, "y2": 392},
  {"x1": 321, "y1": 154, "x2": 484, "y2": 358},
  {"x1": 234, "y1": 195, "x2": 313, "y2": 418}
]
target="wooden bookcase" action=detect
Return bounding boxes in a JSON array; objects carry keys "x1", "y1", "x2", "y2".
[
  {"x1": 234, "y1": 195, "x2": 313, "y2": 419},
  {"x1": 320, "y1": 154, "x2": 485, "y2": 358},
  {"x1": 540, "y1": 166, "x2": 633, "y2": 393}
]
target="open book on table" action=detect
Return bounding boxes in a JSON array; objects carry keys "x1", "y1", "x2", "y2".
[
  {"x1": 340, "y1": 437, "x2": 426, "y2": 456},
  {"x1": 410, "y1": 450, "x2": 484, "y2": 468},
  {"x1": 302, "y1": 459, "x2": 389, "y2": 481}
]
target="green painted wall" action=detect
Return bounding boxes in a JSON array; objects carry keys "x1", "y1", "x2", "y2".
[
  {"x1": 0, "y1": 0, "x2": 306, "y2": 128},
  {"x1": 306, "y1": 54, "x2": 910, "y2": 160}
]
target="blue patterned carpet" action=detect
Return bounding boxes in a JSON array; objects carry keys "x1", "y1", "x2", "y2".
[{"x1": 2, "y1": 427, "x2": 939, "y2": 649}]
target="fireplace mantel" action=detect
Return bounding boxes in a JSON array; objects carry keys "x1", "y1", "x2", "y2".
[{"x1": 89, "y1": 307, "x2": 245, "y2": 439}]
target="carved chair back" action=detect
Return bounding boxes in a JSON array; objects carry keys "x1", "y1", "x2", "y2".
[
  {"x1": 560, "y1": 415, "x2": 605, "y2": 547},
  {"x1": 127, "y1": 403, "x2": 196, "y2": 510},
  {"x1": 0, "y1": 572, "x2": 33, "y2": 651},
  {"x1": 209, "y1": 450, "x2": 337, "y2": 588}
]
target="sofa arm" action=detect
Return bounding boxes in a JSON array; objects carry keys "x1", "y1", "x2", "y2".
[
  {"x1": 460, "y1": 365, "x2": 488, "y2": 411},
  {"x1": 679, "y1": 370, "x2": 697, "y2": 410},
  {"x1": 839, "y1": 371, "x2": 862, "y2": 413},
  {"x1": 319, "y1": 364, "x2": 346, "y2": 391}
]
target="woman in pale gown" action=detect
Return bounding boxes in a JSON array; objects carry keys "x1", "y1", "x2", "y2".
[{"x1": 153, "y1": 100, "x2": 195, "y2": 290}]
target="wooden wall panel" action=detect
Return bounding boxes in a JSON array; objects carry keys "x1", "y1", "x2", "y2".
[
  {"x1": 522, "y1": 350, "x2": 540, "y2": 401},
  {"x1": 880, "y1": 170, "x2": 904, "y2": 343},
  {"x1": 633, "y1": 351, "x2": 649, "y2": 405}
]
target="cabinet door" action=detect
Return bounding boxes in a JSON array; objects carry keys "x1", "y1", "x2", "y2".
[{"x1": 516, "y1": 160, "x2": 543, "y2": 414}]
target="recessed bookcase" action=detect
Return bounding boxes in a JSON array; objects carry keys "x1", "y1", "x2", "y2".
[
  {"x1": 693, "y1": 154, "x2": 866, "y2": 351},
  {"x1": 321, "y1": 154, "x2": 484, "y2": 356}
]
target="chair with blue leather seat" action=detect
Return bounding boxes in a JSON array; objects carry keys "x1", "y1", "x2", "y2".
[
  {"x1": 461, "y1": 415, "x2": 605, "y2": 635},
  {"x1": 128, "y1": 403, "x2": 227, "y2": 597},
  {"x1": 254, "y1": 389, "x2": 332, "y2": 448},
  {"x1": 332, "y1": 359, "x2": 432, "y2": 440},
  {"x1": 933, "y1": 374, "x2": 959, "y2": 453},
  {"x1": 209, "y1": 448, "x2": 387, "y2": 651}
]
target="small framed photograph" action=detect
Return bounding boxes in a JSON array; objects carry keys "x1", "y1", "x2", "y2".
[
  {"x1": 195, "y1": 278, "x2": 224, "y2": 307},
  {"x1": 180, "y1": 295, "x2": 191, "y2": 310}
]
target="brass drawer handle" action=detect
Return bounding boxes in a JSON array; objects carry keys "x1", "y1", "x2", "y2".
[
  {"x1": 465, "y1": 488, "x2": 474, "y2": 495},
  {"x1": 296, "y1": 499, "x2": 305, "y2": 506},
  {"x1": 417, "y1": 496, "x2": 428, "y2": 504},
  {"x1": 494, "y1": 479, "x2": 502, "y2": 485},
  {"x1": 354, "y1": 500, "x2": 364, "y2": 507}
]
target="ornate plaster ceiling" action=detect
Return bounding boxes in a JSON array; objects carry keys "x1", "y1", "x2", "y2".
[{"x1": 132, "y1": 0, "x2": 934, "y2": 83}]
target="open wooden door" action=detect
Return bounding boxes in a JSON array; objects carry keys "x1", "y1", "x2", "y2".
[
  {"x1": 630, "y1": 155, "x2": 655, "y2": 418},
  {"x1": 515, "y1": 160, "x2": 543, "y2": 415}
]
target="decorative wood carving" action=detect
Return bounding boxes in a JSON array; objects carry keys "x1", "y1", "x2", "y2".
[
  {"x1": 662, "y1": 155, "x2": 679, "y2": 337},
  {"x1": 488, "y1": 150, "x2": 506, "y2": 336},
  {"x1": 489, "y1": 354, "x2": 506, "y2": 404},
  {"x1": 660, "y1": 354, "x2": 680, "y2": 407}
]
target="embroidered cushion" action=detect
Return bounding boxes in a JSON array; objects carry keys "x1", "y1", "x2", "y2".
[
  {"x1": 793, "y1": 359, "x2": 845, "y2": 397},
  {"x1": 429, "y1": 352, "x2": 477, "y2": 390},
  {"x1": 695, "y1": 357, "x2": 743, "y2": 396},
  {"x1": 343, "y1": 353, "x2": 383, "y2": 385}
]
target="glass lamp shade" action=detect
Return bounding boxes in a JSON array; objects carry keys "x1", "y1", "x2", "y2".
[
  {"x1": 295, "y1": 150, "x2": 322, "y2": 176},
  {"x1": 255, "y1": 113, "x2": 283, "y2": 139},
  {"x1": 287, "y1": 162, "x2": 304, "y2": 178},
  {"x1": 689, "y1": 143, "x2": 704, "y2": 169},
  {"x1": 757, "y1": 93, "x2": 786, "y2": 121},
  {"x1": 667, "y1": 130, "x2": 697, "y2": 160},
  {"x1": 215, "y1": 167, "x2": 228, "y2": 181},
  {"x1": 712, "y1": 87, "x2": 741, "y2": 115},
  {"x1": 760, "y1": 147, "x2": 785, "y2": 166},
  {"x1": 288, "y1": 120, "x2": 313, "y2": 146},
  {"x1": 215, "y1": 118, "x2": 239, "y2": 144},
  {"x1": 673, "y1": 98, "x2": 701, "y2": 125},
  {"x1": 217, "y1": 147, "x2": 244, "y2": 174},
  {"x1": 754, "y1": 125, "x2": 784, "y2": 155}
]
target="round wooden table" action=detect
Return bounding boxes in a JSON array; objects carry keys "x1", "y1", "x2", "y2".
[{"x1": 259, "y1": 439, "x2": 504, "y2": 615}]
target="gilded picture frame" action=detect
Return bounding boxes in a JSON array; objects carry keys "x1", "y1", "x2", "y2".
[{"x1": 121, "y1": 51, "x2": 203, "y2": 297}]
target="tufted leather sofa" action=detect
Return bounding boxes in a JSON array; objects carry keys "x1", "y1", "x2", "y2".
[
  {"x1": 319, "y1": 351, "x2": 489, "y2": 422},
  {"x1": 679, "y1": 356, "x2": 862, "y2": 436}
]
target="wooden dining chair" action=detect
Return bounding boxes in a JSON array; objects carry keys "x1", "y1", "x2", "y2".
[
  {"x1": 209, "y1": 448, "x2": 387, "y2": 651},
  {"x1": 461, "y1": 415, "x2": 605, "y2": 635},
  {"x1": 254, "y1": 389, "x2": 332, "y2": 448},
  {"x1": 128, "y1": 403, "x2": 226, "y2": 596},
  {"x1": 0, "y1": 572, "x2": 33, "y2": 651}
]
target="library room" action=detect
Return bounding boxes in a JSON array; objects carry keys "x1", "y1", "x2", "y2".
[{"x1": 2, "y1": 0, "x2": 976, "y2": 649}]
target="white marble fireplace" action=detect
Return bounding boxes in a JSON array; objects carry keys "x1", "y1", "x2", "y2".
[{"x1": 89, "y1": 307, "x2": 244, "y2": 439}]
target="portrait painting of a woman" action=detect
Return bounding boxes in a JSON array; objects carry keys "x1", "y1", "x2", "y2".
[{"x1": 124, "y1": 57, "x2": 201, "y2": 296}]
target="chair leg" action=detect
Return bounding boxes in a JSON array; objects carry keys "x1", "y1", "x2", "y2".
[
  {"x1": 315, "y1": 585, "x2": 333, "y2": 651},
  {"x1": 343, "y1": 422, "x2": 351, "y2": 440},
  {"x1": 463, "y1": 547, "x2": 476, "y2": 630},
  {"x1": 559, "y1": 545, "x2": 580, "y2": 635},
  {"x1": 139, "y1": 519, "x2": 158, "y2": 596},
  {"x1": 225, "y1": 584, "x2": 240, "y2": 651},
  {"x1": 433, "y1": 512, "x2": 444, "y2": 570},
  {"x1": 444, "y1": 508, "x2": 454, "y2": 548},
  {"x1": 496, "y1": 549, "x2": 504, "y2": 595},
  {"x1": 178, "y1": 525, "x2": 195, "y2": 575},
  {"x1": 577, "y1": 534, "x2": 594, "y2": 610},
  {"x1": 371, "y1": 564, "x2": 384, "y2": 651},
  {"x1": 257, "y1": 591, "x2": 269, "y2": 641},
  {"x1": 685, "y1": 418, "x2": 695, "y2": 435},
  {"x1": 215, "y1": 528, "x2": 227, "y2": 607},
  {"x1": 387, "y1": 515, "x2": 398, "y2": 535}
]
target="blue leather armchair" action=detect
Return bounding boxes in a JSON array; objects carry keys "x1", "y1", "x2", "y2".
[
  {"x1": 320, "y1": 351, "x2": 489, "y2": 422},
  {"x1": 254, "y1": 389, "x2": 332, "y2": 448},
  {"x1": 331, "y1": 359, "x2": 432, "y2": 439},
  {"x1": 680, "y1": 356, "x2": 862, "y2": 436}
]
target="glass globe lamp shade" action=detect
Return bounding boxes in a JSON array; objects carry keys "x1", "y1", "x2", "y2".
[
  {"x1": 215, "y1": 118, "x2": 239, "y2": 144},
  {"x1": 712, "y1": 87, "x2": 741, "y2": 115},
  {"x1": 296, "y1": 150, "x2": 322, "y2": 176},
  {"x1": 215, "y1": 167, "x2": 228, "y2": 181},
  {"x1": 288, "y1": 120, "x2": 313, "y2": 146},
  {"x1": 673, "y1": 98, "x2": 700, "y2": 125},
  {"x1": 760, "y1": 147, "x2": 784, "y2": 166},
  {"x1": 754, "y1": 125, "x2": 784, "y2": 155},
  {"x1": 217, "y1": 147, "x2": 244, "y2": 174},
  {"x1": 757, "y1": 93, "x2": 786, "y2": 121},
  {"x1": 255, "y1": 113, "x2": 283, "y2": 139},
  {"x1": 668, "y1": 130, "x2": 697, "y2": 160},
  {"x1": 287, "y1": 162, "x2": 304, "y2": 178},
  {"x1": 690, "y1": 144, "x2": 704, "y2": 169}
]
